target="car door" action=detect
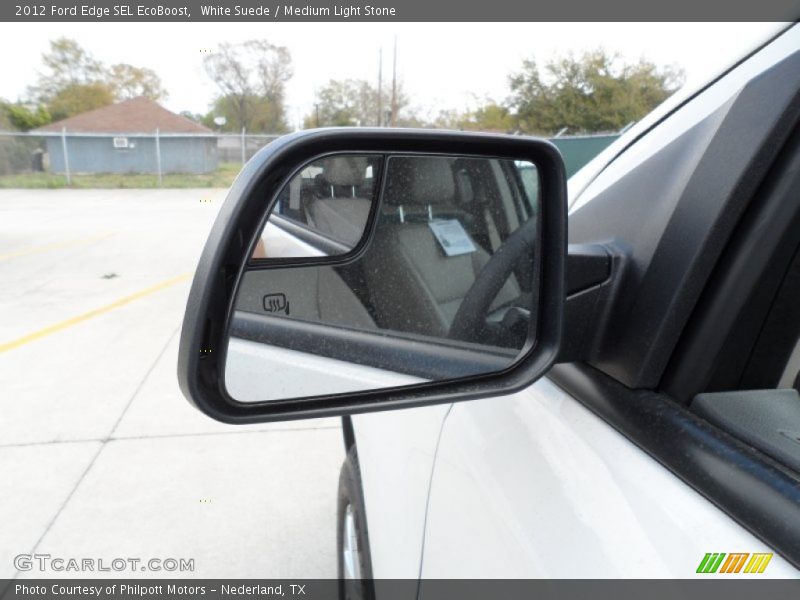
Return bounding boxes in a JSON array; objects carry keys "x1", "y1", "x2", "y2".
[{"x1": 354, "y1": 24, "x2": 800, "y2": 579}]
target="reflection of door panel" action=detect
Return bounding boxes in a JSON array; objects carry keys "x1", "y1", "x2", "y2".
[
  {"x1": 258, "y1": 221, "x2": 324, "y2": 259},
  {"x1": 229, "y1": 310, "x2": 515, "y2": 379},
  {"x1": 419, "y1": 379, "x2": 796, "y2": 578},
  {"x1": 225, "y1": 337, "x2": 421, "y2": 402}
]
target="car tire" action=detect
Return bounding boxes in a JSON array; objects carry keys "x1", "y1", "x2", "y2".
[{"x1": 337, "y1": 446, "x2": 375, "y2": 600}]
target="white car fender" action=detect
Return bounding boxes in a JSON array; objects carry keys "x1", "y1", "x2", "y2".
[
  {"x1": 418, "y1": 377, "x2": 797, "y2": 577},
  {"x1": 352, "y1": 403, "x2": 451, "y2": 579}
]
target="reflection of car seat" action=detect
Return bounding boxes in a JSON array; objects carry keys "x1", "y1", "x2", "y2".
[
  {"x1": 364, "y1": 156, "x2": 519, "y2": 338},
  {"x1": 307, "y1": 157, "x2": 372, "y2": 247}
]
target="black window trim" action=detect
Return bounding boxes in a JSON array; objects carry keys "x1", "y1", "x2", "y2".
[{"x1": 661, "y1": 121, "x2": 800, "y2": 402}]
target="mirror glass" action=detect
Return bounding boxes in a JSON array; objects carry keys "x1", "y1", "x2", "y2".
[{"x1": 226, "y1": 153, "x2": 541, "y2": 402}]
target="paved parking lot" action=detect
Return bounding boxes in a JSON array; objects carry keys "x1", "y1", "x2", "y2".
[{"x1": 0, "y1": 189, "x2": 343, "y2": 579}]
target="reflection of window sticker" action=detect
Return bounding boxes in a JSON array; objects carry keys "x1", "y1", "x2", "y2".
[{"x1": 428, "y1": 219, "x2": 476, "y2": 257}]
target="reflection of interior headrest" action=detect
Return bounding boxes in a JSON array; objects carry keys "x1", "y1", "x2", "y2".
[
  {"x1": 383, "y1": 157, "x2": 456, "y2": 206},
  {"x1": 322, "y1": 156, "x2": 368, "y2": 187}
]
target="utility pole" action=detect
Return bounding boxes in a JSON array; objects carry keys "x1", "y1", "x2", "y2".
[
  {"x1": 377, "y1": 47, "x2": 383, "y2": 127},
  {"x1": 390, "y1": 36, "x2": 397, "y2": 127}
]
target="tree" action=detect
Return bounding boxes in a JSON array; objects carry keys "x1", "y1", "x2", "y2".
[
  {"x1": 304, "y1": 79, "x2": 375, "y2": 128},
  {"x1": 30, "y1": 38, "x2": 104, "y2": 101},
  {"x1": 0, "y1": 101, "x2": 51, "y2": 131},
  {"x1": 508, "y1": 50, "x2": 683, "y2": 135},
  {"x1": 204, "y1": 40, "x2": 293, "y2": 132},
  {"x1": 432, "y1": 101, "x2": 514, "y2": 132},
  {"x1": 205, "y1": 94, "x2": 289, "y2": 133},
  {"x1": 180, "y1": 110, "x2": 205, "y2": 124},
  {"x1": 107, "y1": 64, "x2": 167, "y2": 101},
  {"x1": 0, "y1": 99, "x2": 44, "y2": 175},
  {"x1": 247, "y1": 40, "x2": 292, "y2": 105},
  {"x1": 302, "y1": 78, "x2": 413, "y2": 128},
  {"x1": 46, "y1": 82, "x2": 115, "y2": 122},
  {"x1": 28, "y1": 38, "x2": 168, "y2": 121},
  {"x1": 469, "y1": 103, "x2": 515, "y2": 132}
]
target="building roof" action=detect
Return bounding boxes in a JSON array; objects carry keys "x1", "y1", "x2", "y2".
[{"x1": 34, "y1": 97, "x2": 211, "y2": 134}]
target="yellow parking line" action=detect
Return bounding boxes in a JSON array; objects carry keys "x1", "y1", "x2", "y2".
[
  {"x1": 0, "y1": 233, "x2": 115, "y2": 262},
  {"x1": 0, "y1": 272, "x2": 192, "y2": 354}
]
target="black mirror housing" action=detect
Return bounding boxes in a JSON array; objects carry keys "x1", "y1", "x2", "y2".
[{"x1": 177, "y1": 128, "x2": 567, "y2": 423}]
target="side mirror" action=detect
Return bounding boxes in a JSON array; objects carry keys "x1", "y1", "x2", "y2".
[{"x1": 178, "y1": 129, "x2": 566, "y2": 423}]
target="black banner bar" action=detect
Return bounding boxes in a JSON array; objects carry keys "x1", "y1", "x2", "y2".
[
  {"x1": 1, "y1": 0, "x2": 800, "y2": 22},
  {"x1": 3, "y1": 580, "x2": 800, "y2": 600}
]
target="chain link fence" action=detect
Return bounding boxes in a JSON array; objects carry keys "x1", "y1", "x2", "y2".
[
  {"x1": 0, "y1": 130, "x2": 281, "y2": 187},
  {"x1": 0, "y1": 129, "x2": 621, "y2": 187}
]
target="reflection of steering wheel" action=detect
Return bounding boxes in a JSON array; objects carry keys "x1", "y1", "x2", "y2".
[{"x1": 449, "y1": 218, "x2": 537, "y2": 344}]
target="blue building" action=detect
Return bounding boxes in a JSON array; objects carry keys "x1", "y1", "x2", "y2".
[{"x1": 35, "y1": 97, "x2": 218, "y2": 174}]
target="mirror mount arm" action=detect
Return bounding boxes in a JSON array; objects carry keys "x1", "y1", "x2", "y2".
[{"x1": 557, "y1": 242, "x2": 628, "y2": 364}]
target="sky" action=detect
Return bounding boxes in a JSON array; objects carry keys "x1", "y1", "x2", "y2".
[{"x1": 0, "y1": 22, "x2": 786, "y2": 130}]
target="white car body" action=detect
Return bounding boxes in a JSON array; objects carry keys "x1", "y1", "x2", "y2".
[
  {"x1": 352, "y1": 23, "x2": 800, "y2": 579},
  {"x1": 226, "y1": 23, "x2": 800, "y2": 578}
]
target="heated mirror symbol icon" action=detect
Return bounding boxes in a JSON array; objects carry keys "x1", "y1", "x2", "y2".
[{"x1": 263, "y1": 293, "x2": 289, "y2": 314}]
